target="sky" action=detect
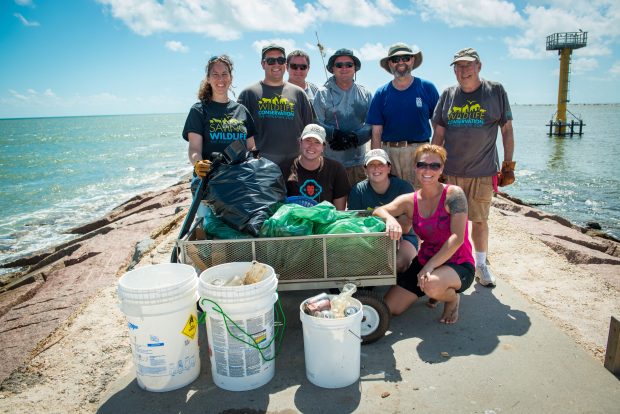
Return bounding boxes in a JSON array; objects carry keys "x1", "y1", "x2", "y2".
[{"x1": 1, "y1": 0, "x2": 619, "y2": 119}]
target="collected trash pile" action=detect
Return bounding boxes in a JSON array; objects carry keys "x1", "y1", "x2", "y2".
[{"x1": 302, "y1": 283, "x2": 359, "y2": 319}]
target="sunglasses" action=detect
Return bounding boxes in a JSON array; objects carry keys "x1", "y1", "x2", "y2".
[
  {"x1": 416, "y1": 161, "x2": 442, "y2": 171},
  {"x1": 263, "y1": 57, "x2": 286, "y2": 65},
  {"x1": 289, "y1": 63, "x2": 308, "y2": 70},
  {"x1": 390, "y1": 55, "x2": 412, "y2": 64},
  {"x1": 334, "y1": 62, "x2": 354, "y2": 69}
]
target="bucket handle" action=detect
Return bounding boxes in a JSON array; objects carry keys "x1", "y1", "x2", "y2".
[
  {"x1": 198, "y1": 295, "x2": 286, "y2": 362},
  {"x1": 348, "y1": 329, "x2": 362, "y2": 342}
]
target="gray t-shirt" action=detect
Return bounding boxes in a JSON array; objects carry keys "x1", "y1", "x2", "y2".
[
  {"x1": 238, "y1": 81, "x2": 315, "y2": 165},
  {"x1": 432, "y1": 79, "x2": 512, "y2": 177}
]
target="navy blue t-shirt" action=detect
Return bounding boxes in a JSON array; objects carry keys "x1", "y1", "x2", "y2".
[{"x1": 182, "y1": 100, "x2": 256, "y2": 159}]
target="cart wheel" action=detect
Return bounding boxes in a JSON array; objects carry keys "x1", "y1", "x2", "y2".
[{"x1": 353, "y1": 290, "x2": 390, "y2": 345}]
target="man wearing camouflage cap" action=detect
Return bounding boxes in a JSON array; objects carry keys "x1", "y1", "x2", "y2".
[
  {"x1": 431, "y1": 47, "x2": 516, "y2": 288},
  {"x1": 367, "y1": 42, "x2": 439, "y2": 187}
]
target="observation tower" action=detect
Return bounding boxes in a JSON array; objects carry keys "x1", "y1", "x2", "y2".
[{"x1": 545, "y1": 31, "x2": 587, "y2": 136}]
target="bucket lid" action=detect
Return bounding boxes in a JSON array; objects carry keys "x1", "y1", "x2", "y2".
[{"x1": 118, "y1": 263, "x2": 198, "y2": 305}]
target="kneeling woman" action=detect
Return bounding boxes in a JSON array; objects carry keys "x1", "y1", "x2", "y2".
[{"x1": 373, "y1": 144, "x2": 474, "y2": 324}]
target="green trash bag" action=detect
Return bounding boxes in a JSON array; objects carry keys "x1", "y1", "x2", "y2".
[
  {"x1": 259, "y1": 201, "x2": 355, "y2": 237},
  {"x1": 203, "y1": 207, "x2": 253, "y2": 239},
  {"x1": 316, "y1": 215, "x2": 386, "y2": 234}
]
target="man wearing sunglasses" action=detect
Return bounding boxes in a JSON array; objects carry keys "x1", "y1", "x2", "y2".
[
  {"x1": 286, "y1": 50, "x2": 319, "y2": 104},
  {"x1": 313, "y1": 48, "x2": 373, "y2": 186},
  {"x1": 367, "y1": 43, "x2": 439, "y2": 187},
  {"x1": 238, "y1": 44, "x2": 315, "y2": 165},
  {"x1": 431, "y1": 47, "x2": 516, "y2": 288}
]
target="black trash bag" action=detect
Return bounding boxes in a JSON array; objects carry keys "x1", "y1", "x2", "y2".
[{"x1": 206, "y1": 155, "x2": 286, "y2": 237}]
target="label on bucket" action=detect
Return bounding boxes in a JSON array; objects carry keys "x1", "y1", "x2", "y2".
[
  {"x1": 182, "y1": 314, "x2": 198, "y2": 340},
  {"x1": 209, "y1": 310, "x2": 274, "y2": 377}
]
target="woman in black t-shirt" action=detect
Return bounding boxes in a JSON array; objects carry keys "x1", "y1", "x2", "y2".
[{"x1": 182, "y1": 55, "x2": 256, "y2": 190}]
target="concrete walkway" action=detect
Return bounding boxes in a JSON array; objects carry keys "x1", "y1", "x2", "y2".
[{"x1": 98, "y1": 279, "x2": 620, "y2": 413}]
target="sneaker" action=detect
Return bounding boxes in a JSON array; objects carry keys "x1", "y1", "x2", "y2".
[{"x1": 475, "y1": 265, "x2": 496, "y2": 287}]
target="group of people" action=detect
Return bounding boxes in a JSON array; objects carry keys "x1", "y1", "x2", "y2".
[{"x1": 181, "y1": 41, "x2": 516, "y2": 325}]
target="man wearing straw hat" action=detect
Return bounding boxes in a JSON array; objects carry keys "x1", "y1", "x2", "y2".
[{"x1": 367, "y1": 43, "x2": 439, "y2": 187}]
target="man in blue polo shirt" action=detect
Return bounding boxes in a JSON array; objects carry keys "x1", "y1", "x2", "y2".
[{"x1": 367, "y1": 43, "x2": 439, "y2": 186}]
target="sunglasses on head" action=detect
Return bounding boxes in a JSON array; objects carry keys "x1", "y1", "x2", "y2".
[
  {"x1": 390, "y1": 55, "x2": 412, "y2": 64},
  {"x1": 263, "y1": 57, "x2": 286, "y2": 65},
  {"x1": 416, "y1": 161, "x2": 442, "y2": 171},
  {"x1": 334, "y1": 62, "x2": 354, "y2": 69},
  {"x1": 289, "y1": 63, "x2": 308, "y2": 70}
]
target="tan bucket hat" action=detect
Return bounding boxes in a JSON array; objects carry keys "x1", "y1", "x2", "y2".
[{"x1": 379, "y1": 43, "x2": 423, "y2": 73}]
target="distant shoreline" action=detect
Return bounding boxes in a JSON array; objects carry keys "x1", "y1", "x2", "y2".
[{"x1": 1, "y1": 103, "x2": 619, "y2": 121}]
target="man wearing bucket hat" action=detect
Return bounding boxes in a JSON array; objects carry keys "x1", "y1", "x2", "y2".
[
  {"x1": 280, "y1": 124, "x2": 351, "y2": 210},
  {"x1": 431, "y1": 47, "x2": 515, "y2": 288},
  {"x1": 313, "y1": 48, "x2": 373, "y2": 186},
  {"x1": 348, "y1": 149, "x2": 417, "y2": 272},
  {"x1": 367, "y1": 43, "x2": 439, "y2": 187},
  {"x1": 238, "y1": 43, "x2": 315, "y2": 165}
]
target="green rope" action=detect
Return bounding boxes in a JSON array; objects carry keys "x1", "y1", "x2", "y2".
[{"x1": 197, "y1": 294, "x2": 286, "y2": 362}]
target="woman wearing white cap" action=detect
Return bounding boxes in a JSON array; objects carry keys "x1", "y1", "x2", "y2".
[
  {"x1": 348, "y1": 149, "x2": 417, "y2": 272},
  {"x1": 280, "y1": 124, "x2": 351, "y2": 210}
]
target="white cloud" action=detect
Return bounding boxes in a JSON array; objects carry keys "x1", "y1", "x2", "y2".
[
  {"x1": 252, "y1": 39, "x2": 298, "y2": 58},
  {"x1": 14, "y1": 12, "x2": 40, "y2": 26},
  {"x1": 165, "y1": 40, "x2": 188, "y2": 53},
  {"x1": 572, "y1": 57, "x2": 598, "y2": 74},
  {"x1": 15, "y1": 0, "x2": 34, "y2": 6},
  {"x1": 416, "y1": 0, "x2": 522, "y2": 27},
  {"x1": 505, "y1": 2, "x2": 619, "y2": 60},
  {"x1": 316, "y1": 0, "x2": 401, "y2": 26},
  {"x1": 610, "y1": 61, "x2": 620, "y2": 77},
  {"x1": 355, "y1": 43, "x2": 389, "y2": 61},
  {"x1": 96, "y1": 0, "x2": 403, "y2": 40}
]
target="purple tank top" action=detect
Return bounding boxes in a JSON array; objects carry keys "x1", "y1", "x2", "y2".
[{"x1": 413, "y1": 184, "x2": 474, "y2": 266}]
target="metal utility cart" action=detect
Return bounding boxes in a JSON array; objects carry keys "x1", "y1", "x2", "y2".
[{"x1": 175, "y1": 225, "x2": 396, "y2": 344}]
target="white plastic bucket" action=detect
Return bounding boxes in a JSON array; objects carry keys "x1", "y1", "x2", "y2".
[
  {"x1": 299, "y1": 295, "x2": 363, "y2": 388},
  {"x1": 117, "y1": 263, "x2": 200, "y2": 392},
  {"x1": 198, "y1": 262, "x2": 278, "y2": 391}
]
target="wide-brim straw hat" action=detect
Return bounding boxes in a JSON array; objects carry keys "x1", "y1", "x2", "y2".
[{"x1": 379, "y1": 43, "x2": 423, "y2": 73}]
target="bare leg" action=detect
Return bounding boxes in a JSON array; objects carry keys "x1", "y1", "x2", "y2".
[
  {"x1": 439, "y1": 292, "x2": 460, "y2": 324},
  {"x1": 384, "y1": 285, "x2": 419, "y2": 316}
]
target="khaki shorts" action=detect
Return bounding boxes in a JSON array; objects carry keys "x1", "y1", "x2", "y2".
[
  {"x1": 346, "y1": 165, "x2": 367, "y2": 187},
  {"x1": 444, "y1": 175, "x2": 493, "y2": 222},
  {"x1": 383, "y1": 143, "x2": 427, "y2": 189}
]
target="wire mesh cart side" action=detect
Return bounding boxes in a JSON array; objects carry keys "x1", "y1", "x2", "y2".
[{"x1": 177, "y1": 232, "x2": 397, "y2": 292}]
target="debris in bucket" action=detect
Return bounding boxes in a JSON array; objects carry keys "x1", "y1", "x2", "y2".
[
  {"x1": 209, "y1": 261, "x2": 269, "y2": 287},
  {"x1": 243, "y1": 261, "x2": 268, "y2": 285},
  {"x1": 303, "y1": 283, "x2": 359, "y2": 318}
]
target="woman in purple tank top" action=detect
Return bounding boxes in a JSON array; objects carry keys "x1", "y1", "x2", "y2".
[{"x1": 373, "y1": 144, "x2": 475, "y2": 324}]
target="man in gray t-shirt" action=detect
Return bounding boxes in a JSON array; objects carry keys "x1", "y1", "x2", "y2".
[
  {"x1": 238, "y1": 44, "x2": 315, "y2": 165},
  {"x1": 432, "y1": 47, "x2": 515, "y2": 289}
]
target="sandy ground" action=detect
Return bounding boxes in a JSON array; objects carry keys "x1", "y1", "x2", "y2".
[{"x1": 0, "y1": 197, "x2": 618, "y2": 413}]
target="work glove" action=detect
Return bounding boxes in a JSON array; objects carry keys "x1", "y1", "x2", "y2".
[
  {"x1": 497, "y1": 160, "x2": 516, "y2": 187},
  {"x1": 327, "y1": 129, "x2": 349, "y2": 151},
  {"x1": 346, "y1": 132, "x2": 359, "y2": 148},
  {"x1": 194, "y1": 159, "x2": 212, "y2": 178}
]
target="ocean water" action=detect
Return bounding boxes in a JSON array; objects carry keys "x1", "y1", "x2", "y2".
[
  {"x1": 0, "y1": 113, "x2": 189, "y2": 272},
  {"x1": 506, "y1": 104, "x2": 620, "y2": 240},
  {"x1": 0, "y1": 106, "x2": 618, "y2": 272}
]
